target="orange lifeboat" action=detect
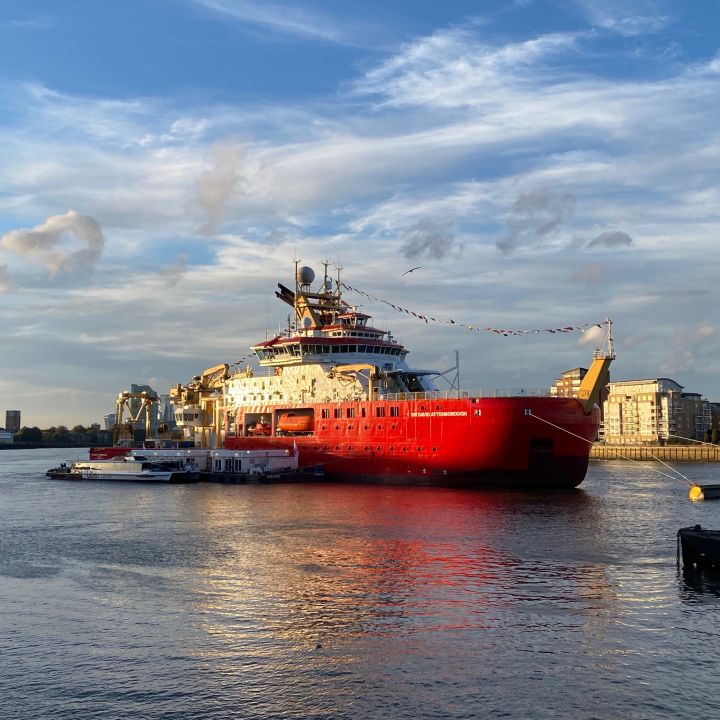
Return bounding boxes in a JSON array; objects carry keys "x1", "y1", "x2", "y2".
[{"x1": 277, "y1": 413, "x2": 314, "y2": 434}]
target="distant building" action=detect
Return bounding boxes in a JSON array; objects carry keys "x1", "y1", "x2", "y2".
[
  {"x1": 550, "y1": 368, "x2": 588, "y2": 398},
  {"x1": 158, "y1": 394, "x2": 176, "y2": 430},
  {"x1": 103, "y1": 414, "x2": 116, "y2": 431},
  {"x1": 5, "y1": 410, "x2": 20, "y2": 434},
  {"x1": 0, "y1": 427, "x2": 13, "y2": 444},
  {"x1": 711, "y1": 403, "x2": 720, "y2": 433},
  {"x1": 603, "y1": 378, "x2": 712, "y2": 445},
  {"x1": 677, "y1": 393, "x2": 713, "y2": 441}
]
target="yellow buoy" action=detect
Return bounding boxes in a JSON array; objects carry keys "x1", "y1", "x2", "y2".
[{"x1": 689, "y1": 485, "x2": 704, "y2": 502}]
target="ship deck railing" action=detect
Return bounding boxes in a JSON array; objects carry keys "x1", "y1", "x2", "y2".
[
  {"x1": 227, "y1": 388, "x2": 553, "y2": 404},
  {"x1": 379, "y1": 388, "x2": 552, "y2": 402}
]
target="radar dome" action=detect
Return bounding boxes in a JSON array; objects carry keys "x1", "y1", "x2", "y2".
[{"x1": 297, "y1": 266, "x2": 315, "y2": 286}]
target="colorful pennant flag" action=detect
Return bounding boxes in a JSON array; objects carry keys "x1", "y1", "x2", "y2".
[{"x1": 339, "y1": 281, "x2": 607, "y2": 337}]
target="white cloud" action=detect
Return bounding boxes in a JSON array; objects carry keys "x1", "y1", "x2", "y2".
[
  {"x1": 159, "y1": 255, "x2": 189, "y2": 286},
  {"x1": 579, "y1": 324, "x2": 606, "y2": 345},
  {"x1": 353, "y1": 28, "x2": 579, "y2": 108},
  {"x1": 660, "y1": 323, "x2": 718, "y2": 375},
  {"x1": 400, "y1": 218, "x2": 459, "y2": 260},
  {"x1": 587, "y1": 230, "x2": 633, "y2": 248},
  {"x1": 570, "y1": 0, "x2": 673, "y2": 36},
  {"x1": 195, "y1": 140, "x2": 247, "y2": 233},
  {"x1": 192, "y1": 0, "x2": 356, "y2": 44},
  {"x1": 0, "y1": 263, "x2": 18, "y2": 293},
  {"x1": 1, "y1": 210, "x2": 106, "y2": 275},
  {"x1": 498, "y1": 190, "x2": 575, "y2": 255}
]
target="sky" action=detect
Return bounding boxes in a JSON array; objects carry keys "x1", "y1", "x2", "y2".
[{"x1": 1, "y1": 0, "x2": 720, "y2": 427}]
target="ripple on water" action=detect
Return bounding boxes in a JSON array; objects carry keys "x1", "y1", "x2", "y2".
[{"x1": 2, "y1": 453, "x2": 720, "y2": 719}]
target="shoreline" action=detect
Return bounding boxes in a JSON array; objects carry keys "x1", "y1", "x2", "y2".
[{"x1": 591, "y1": 445, "x2": 720, "y2": 462}]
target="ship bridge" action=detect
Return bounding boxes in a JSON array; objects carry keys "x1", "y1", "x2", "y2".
[{"x1": 253, "y1": 262, "x2": 410, "y2": 370}]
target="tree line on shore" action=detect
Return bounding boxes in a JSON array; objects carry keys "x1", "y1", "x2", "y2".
[{"x1": 13, "y1": 425, "x2": 109, "y2": 445}]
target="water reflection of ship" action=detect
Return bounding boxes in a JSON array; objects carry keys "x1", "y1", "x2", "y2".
[{"x1": 187, "y1": 485, "x2": 610, "y2": 650}]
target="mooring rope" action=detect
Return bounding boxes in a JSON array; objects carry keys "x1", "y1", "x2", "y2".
[{"x1": 529, "y1": 412, "x2": 698, "y2": 487}]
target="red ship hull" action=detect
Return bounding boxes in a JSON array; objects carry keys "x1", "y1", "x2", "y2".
[{"x1": 223, "y1": 395, "x2": 599, "y2": 488}]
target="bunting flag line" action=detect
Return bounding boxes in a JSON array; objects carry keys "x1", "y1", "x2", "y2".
[{"x1": 339, "y1": 281, "x2": 607, "y2": 337}]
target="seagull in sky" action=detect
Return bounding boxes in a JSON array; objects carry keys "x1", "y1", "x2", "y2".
[{"x1": 401, "y1": 266, "x2": 422, "y2": 276}]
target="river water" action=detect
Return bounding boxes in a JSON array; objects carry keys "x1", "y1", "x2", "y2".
[{"x1": 2, "y1": 448, "x2": 720, "y2": 719}]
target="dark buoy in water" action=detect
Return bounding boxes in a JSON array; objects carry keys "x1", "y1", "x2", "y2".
[{"x1": 678, "y1": 525, "x2": 720, "y2": 570}]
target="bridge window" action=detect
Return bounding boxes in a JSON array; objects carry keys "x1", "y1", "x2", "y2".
[
  {"x1": 346, "y1": 408, "x2": 355, "y2": 418},
  {"x1": 376, "y1": 407, "x2": 385, "y2": 417},
  {"x1": 334, "y1": 408, "x2": 342, "y2": 418},
  {"x1": 390, "y1": 406, "x2": 399, "y2": 417}
]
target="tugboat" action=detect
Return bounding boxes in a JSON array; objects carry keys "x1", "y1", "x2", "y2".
[{"x1": 165, "y1": 262, "x2": 614, "y2": 488}]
